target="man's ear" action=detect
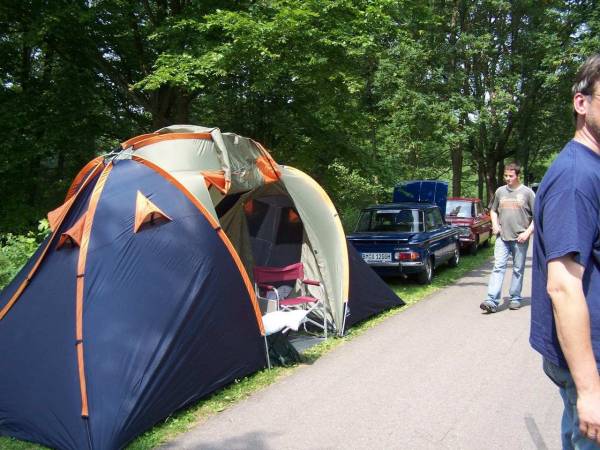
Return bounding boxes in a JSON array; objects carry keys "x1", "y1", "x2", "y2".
[{"x1": 573, "y1": 92, "x2": 588, "y2": 116}]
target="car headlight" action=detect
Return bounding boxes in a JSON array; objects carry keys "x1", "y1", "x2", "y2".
[{"x1": 458, "y1": 226, "x2": 471, "y2": 236}]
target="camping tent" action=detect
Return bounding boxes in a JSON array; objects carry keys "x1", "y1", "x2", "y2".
[{"x1": 0, "y1": 125, "x2": 402, "y2": 450}]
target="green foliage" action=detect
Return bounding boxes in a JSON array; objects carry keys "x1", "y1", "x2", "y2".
[
  {"x1": 0, "y1": 1, "x2": 144, "y2": 233},
  {"x1": 325, "y1": 161, "x2": 388, "y2": 231},
  {"x1": 1, "y1": 0, "x2": 596, "y2": 233},
  {"x1": 0, "y1": 234, "x2": 37, "y2": 291},
  {"x1": 0, "y1": 436, "x2": 47, "y2": 450},
  {"x1": 374, "y1": 0, "x2": 587, "y2": 201},
  {"x1": 135, "y1": 0, "x2": 410, "y2": 182},
  {"x1": 0, "y1": 220, "x2": 50, "y2": 291},
  {"x1": 36, "y1": 218, "x2": 51, "y2": 239}
]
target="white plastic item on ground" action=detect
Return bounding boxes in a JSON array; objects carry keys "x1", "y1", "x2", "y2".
[{"x1": 262, "y1": 310, "x2": 309, "y2": 335}]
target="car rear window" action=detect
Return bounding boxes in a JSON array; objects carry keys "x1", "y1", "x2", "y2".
[
  {"x1": 355, "y1": 209, "x2": 424, "y2": 232},
  {"x1": 446, "y1": 200, "x2": 472, "y2": 218}
]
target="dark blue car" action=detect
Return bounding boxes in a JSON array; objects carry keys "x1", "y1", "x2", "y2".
[{"x1": 347, "y1": 181, "x2": 460, "y2": 284}]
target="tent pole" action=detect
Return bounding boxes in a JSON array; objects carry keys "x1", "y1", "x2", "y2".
[
  {"x1": 324, "y1": 304, "x2": 328, "y2": 339},
  {"x1": 340, "y1": 302, "x2": 349, "y2": 337},
  {"x1": 263, "y1": 336, "x2": 271, "y2": 369}
]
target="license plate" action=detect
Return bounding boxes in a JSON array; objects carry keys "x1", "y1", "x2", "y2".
[{"x1": 361, "y1": 252, "x2": 392, "y2": 263}]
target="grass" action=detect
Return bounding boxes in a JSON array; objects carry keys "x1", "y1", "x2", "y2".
[{"x1": 0, "y1": 244, "x2": 493, "y2": 450}]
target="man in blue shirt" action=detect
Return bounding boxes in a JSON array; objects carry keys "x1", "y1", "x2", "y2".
[{"x1": 531, "y1": 54, "x2": 600, "y2": 448}]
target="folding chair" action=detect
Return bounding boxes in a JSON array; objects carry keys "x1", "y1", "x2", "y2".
[{"x1": 253, "y1": 262, "x2": 328, "y2": 338}]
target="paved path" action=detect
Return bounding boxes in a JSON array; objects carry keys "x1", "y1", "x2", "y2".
[{"x1": 163, "y1": 251, "x2": 563, "y2": 449}]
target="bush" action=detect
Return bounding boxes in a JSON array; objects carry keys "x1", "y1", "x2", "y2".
[
  {"x1": 0, "y1": 220, "x2": 51, "y2": 292},
  {"x1": 325, "y1": 161, "x2": 388, "y2": 232},
  {"x1": 327, "y1": 160, "x2": 387, "y2": 233}
]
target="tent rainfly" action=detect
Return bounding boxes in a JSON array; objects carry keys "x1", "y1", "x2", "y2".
[{"x1": 0, "y1": 125, "x2": 403, "y2": 450}]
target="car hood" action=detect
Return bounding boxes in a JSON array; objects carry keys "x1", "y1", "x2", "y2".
[{"x1": 393, "y1": 180, "x2": 448, "y2": 215}]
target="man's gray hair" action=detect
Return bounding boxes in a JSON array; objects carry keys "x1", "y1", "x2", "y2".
[{"x1": 572, "y1": 54, "x2": 600, "y2": 96}]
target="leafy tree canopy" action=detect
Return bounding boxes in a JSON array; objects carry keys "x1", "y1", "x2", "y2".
[{"x1": 0, "y1": 0, "x2": 596, "y2": 233}]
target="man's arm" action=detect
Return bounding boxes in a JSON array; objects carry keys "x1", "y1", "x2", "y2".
[
  {"x1": 491, "y1": 210, "x2": 501, "y2": 236},
  {"x1": 517, "y1": 189, "x2": 535, "y2": 243},
  {"x1": 548, "y1": 255, "x2": 600, "y2": 443}
]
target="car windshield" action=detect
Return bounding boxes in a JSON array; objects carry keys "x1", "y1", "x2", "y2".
[
  {"x1": 446, "y1": 200, "x2": 472, "y2": 218},
  {"x1": 355, "y1": 209, "x2": 424, "y2": 232}
]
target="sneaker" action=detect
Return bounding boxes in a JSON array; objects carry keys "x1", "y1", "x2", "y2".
[
  {"x1": 509, "y1": 299, "x2": 522, "y2": 310},
  {"x1": 480, "y1": 299, "x2": 498, "y2": 313}
]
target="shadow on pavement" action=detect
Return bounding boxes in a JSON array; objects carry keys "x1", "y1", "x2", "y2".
[
  {"x1": 525, "y1": 415, "x2": 549, "y2": 450},
  {"x1": 163, "y1": 430, "x2": 276, "y2": 450}
]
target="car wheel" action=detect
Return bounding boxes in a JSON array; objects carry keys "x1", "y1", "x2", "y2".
[
  {"x1": 418, "y1": 257, "x2": 433, "y2": 284},
  {"x1": 448, "y1": 243, "x2": 460, "y2": 267},
  {"x1": 468, "y1": 235, "x2": 479, "y2": 255}
]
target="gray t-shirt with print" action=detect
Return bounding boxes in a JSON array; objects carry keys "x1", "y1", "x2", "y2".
[{"x1": 491, "y1": 184, "x2": 535, "y2": 241}]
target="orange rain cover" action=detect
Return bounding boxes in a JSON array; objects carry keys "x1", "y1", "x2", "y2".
[
  {"x1": 56, "y1": 213, "x2": 87, "y2": 249},
  {"x1": 202, "y1": 170, "x2": 228, "y2": 194},
  {"x1": 134, "y1": 191, "x2": 172, "y2": 233},
  {"x1": 255, "y1": 155, "x2": 281, "y2": 183},
  {"x1": 47, "y1": 196, "x2": 77, "y2": 232}
]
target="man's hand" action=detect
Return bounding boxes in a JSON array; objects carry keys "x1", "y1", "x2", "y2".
[
  {"x1": 492, "y1": 224, "x2": 501, "y2": 236},
  {"x1": 578, "y1": 389, "x2": 600, "y2": 445},
  {"x1": 517, "y1": 221, "x2": 535, "y2": 243}
]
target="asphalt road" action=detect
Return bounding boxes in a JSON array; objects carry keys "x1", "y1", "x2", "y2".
[{"x1": 162, "y1": 249, "x2": 563, "y2": 450}]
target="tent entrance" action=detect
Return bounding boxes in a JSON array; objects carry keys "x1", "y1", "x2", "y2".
[
  {"x1": 244, "y1": 195, "x2": 303, "y2": 268},
  {"x1": 218, "y1": 187, "x2": 324, "y2": 318}
]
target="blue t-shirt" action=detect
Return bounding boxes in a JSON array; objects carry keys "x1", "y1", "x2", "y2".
[{"x1": 530, "y1": 140, "x2": 600, "y2": 368}]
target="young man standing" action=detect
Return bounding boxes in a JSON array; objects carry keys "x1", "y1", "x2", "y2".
[
  {"x1": 530, "y1": 54, "x2": 600, "y2": 448},
  {"x1": 480, "y1": 163, "x2": 535, "y2": 313}
]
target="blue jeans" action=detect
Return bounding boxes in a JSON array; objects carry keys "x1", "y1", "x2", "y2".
[
  {"x1": 543, "y1": 358, "x2": 600, "y2": 450},
  {"x1": 486, "y1": 237, "x2": 529, "y2": 304}
]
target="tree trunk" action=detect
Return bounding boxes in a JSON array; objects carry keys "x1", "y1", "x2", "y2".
[
  {"x1": 496, "y1": 160, "x2": 504, "y2": 188},
  {"x1": 451, "y1": 145, "x2": 462, "y2": 196},
  {"x1": 485, "y1": 169, "x2": 496, "y2": 207},
  {"x1": 477, "y1": 163, "x2": 484, "y2": 204},
  {"x1": 150, "y1": 86, "x2": 192, "y2": 129}
]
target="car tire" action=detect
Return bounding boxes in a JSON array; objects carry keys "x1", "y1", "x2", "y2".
[
  {"x1": 418, "y1": 257, "x2": 433, "y2": 284},
  {"x1": 448, "y1": 243, "x2": 460, "y2": 267},
  {"x1": 468, "y1": 236, "x2": 479, "y2": 255}
]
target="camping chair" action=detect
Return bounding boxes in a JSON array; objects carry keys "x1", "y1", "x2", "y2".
[{"x1": 253, "y1": 262, "x2": 328, "y2": 338}]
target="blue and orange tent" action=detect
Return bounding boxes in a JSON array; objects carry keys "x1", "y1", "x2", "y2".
[{"x1": 0, "y1": 125, "x2": 402, "y2": 449}]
